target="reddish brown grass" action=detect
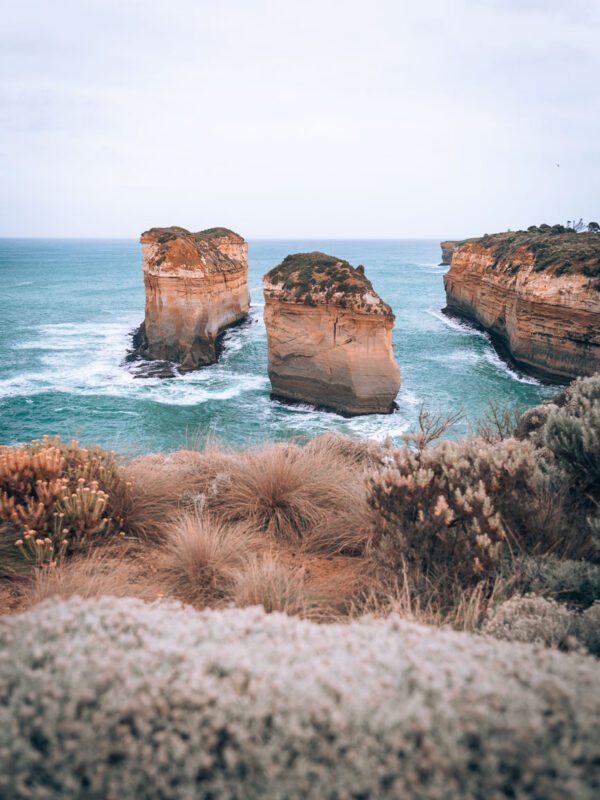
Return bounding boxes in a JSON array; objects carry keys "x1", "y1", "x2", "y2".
[
  {"x1": 232, "y1": 553, "x2": 335, "y2": 620},
  {"x1": 22, "y1": 551, "x2": 160, "y2": 606},
  {"x1": 164, "y1": 512, "x2": 260, "y2": 604}
]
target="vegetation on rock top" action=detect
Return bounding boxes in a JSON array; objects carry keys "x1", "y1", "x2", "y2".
[
  {"x1": 264, "y1": 251, "x2": 393, "y2": 314},
  {"x1": 140, "y1": 226, "x2": 245, "y2": 272},
  {"x1": 459, "y1": 226, "x2": 600, "y2": 286},
  {"x1": 141, "y1": 225, "x2": 243, "y2": 242}
]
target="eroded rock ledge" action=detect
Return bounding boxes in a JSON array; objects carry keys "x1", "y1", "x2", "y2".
[
  {"x1": 132, "y1": 226, "x2": 250, "y2": 372},
  {"x1": 443, "y1": 229, "x2": 600, "y2": 382},
  {"x1": 440, "y1": 240, "x2": 462, "y2": 265},
  {"x1": 263, "y1": 252, "x2": 400, "y2": 415}
]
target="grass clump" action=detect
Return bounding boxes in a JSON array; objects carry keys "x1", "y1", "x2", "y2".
[
  {"x1": 204, "y1": 442, "x2": 374, "y2": 556},
  {"x1": 22, "y1": 551, "x2": 155, "y2": 606},
  {"x1": 232, "y1": 554, "x2": 330, "y2": 619},
  {"x1": 164, "y1": 513, "x2": 258, "y2": 603}
]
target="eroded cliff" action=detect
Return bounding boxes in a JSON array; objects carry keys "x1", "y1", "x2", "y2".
[
  {"x1": 443, "y1": 229, "x2": 600, "y2": 382},
  {"x1": 440, "y1": 241, "x2": 462, "y2": 265},
  {"x1": 263, "y1": 252, "x2": 400, "y2": 415},
  {"x1": 134, "y1": 226, "x2": 250, "y2": 372}
]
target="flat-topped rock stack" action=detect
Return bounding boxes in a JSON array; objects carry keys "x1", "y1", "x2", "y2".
[
  {"x1": 443, "y1": 227, "x2": 600, "y2": 382},
  {"x1": 134, "y1": 226, "x2": 250, "y2": 372},
  {"x1": 263, "y1": 252, "x2": 400, "y2": 415}
]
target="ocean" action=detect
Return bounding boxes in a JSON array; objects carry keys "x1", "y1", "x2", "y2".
[{"x1": 0, "y1": 238, "x2": 556, "y2": 456}]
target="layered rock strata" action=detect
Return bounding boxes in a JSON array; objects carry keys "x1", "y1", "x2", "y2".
[
  {"x1": 134, "y1": 226, "x2": 250, "y2": 371},
  {"x1": 443, "y1": 229, "x2": 600, "y2": 382},
  {"x1": 263, "y1": 252, "x2": 400, "y2": 415}
]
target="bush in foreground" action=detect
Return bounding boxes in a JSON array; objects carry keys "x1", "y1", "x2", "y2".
[
  {"x1": 367, "y1": 436, "x2": 540, "y2": 594},
  {"x1": 1, "y1": 597, "x2": 599, "y2": 799},
  {"x1": 0, "y1": 437, "x2": 128, "y2": 570},
  {"x1": 484, "y1": 594, "x2": 600, "y2": 656}
]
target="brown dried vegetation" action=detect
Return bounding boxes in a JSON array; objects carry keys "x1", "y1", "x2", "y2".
[{"x1": 3, "y1": 376, "x2": 600, "y2": 641}]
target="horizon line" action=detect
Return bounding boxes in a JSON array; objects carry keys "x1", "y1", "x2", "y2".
[{"x1": 0, "y1": 235, "x2": 456, "y2": 241}]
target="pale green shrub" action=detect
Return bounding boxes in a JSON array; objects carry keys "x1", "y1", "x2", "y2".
[
  {"x1": 484, "y1": 594, "x2": 580, "y2": 651},
  {"x1": 1, "y1": 597, "x2": 600, "y2": 799},
  {"x1": 541, "y1": 375, "x2": 600, "y2": 560},
  {"x1": 485, "y1": 594, "x2": 600, "y2": 657},
  {"x1": 507, "y1": 554, "x2": 600, "y2": 608}
]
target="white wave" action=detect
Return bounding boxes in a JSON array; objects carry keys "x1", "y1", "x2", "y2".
[
  {"x1": 427, "y1": 308, "x2": 547, "y2": 386},
  {"x1": 482, "y1": 349, "x2": 545, "y2": 386},
  {"x1": 427, "y1": 307, "x2": 489, "y2": 339},
  {"x1": 399, "y1": 389, "x2": 422, "y2": 407}
]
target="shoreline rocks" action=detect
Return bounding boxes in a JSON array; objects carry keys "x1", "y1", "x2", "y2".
[
  {"x1": 443, "y1": 229, "x2": 600, "y2": 383},
  {"x1": 263, "y1": 252, "x2": 400, "y2": 415},
  {"x1": 132, "y1": 226, "x2": 250, "y2": 372}
]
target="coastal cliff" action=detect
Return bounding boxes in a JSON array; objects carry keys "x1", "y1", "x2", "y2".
[
  {"x1": 443, "y1": 228, "x2": 600, "y2": 382},
  {"x1": 440, "y1": 240, "x2": 461, "y2": 265},
  {"x1": 263, "y1": 252, "x2": 400, "y2": 415},
  {"x1": 134, "y1": 226, "x2": 250, "y2": 372}
]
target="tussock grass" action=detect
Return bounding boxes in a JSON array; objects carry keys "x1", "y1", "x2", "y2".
[
  {"x1": 303, "y1": 431, "x2": 385, "y2": 469},
  {"x1": 203, "y1": 440, "x2": 375, "y2": 556},
  {"x1": 5, "y1": 376, "x2": 600, "y2": 650},
  {"x1": 22, "y1": 551, "x2": 159, "y2": 605},
  {"x1": 164, "y1": 512, "x2": 259, "y2": 604},
  {"x1": 232, "y1": 554, "x2": 333, "y2": 620}
]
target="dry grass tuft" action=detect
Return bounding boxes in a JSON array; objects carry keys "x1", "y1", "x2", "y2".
[
  {"x1": 23, "y1": 551, "x2": 158, "y2": 606},
  {"x1": 164, "y1": 512, "x2": 259, "y2": 604},
  {"x1": 204, "y1": 442, "x2": 374, "y2": 555},
  {"x1": 351, "y1": 556, "x2": 510, "y2": 632},
  {"x1": 303, "y1": 432, "x2": 385, "y2": 469},
  {"x1": 232, "y1": 554, "x2": 333, "y2": 620}
]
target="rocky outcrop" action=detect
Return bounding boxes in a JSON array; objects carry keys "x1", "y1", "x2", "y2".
[
  {"x1": 443, "y1": 229, "x2": 600, "y2": 382},
  {"x1": 263, "y1": 252, "x2": 400, "y2": 415},
  {"x1": 440, "y1": 240, "x2": 461, "y2": 265},
  {"x1": 133, "y1": 226, "x2": 250, "y2": 372}
]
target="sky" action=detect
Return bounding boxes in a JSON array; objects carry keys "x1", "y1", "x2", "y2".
[{"x1": 1, "y1": 0, "x2": 599, "y2": 239}]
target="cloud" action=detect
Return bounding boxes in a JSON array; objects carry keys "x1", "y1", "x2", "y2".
[{"x1": 0, "y1": 0, "x2": 598, "y2": 236}]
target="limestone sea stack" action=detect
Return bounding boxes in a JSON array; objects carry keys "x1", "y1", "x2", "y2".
[
  {"x1": 134, "y1": 226, "x2": 250, "y2": 371},
  {"x1": 443, "y1": 227, "x2": 600, "y2": 382},
  {"x1": 263, "y1": 252, "x2": 400, "y2": 415}
]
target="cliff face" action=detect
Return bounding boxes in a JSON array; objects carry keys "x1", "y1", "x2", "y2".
[
  {"x1": 440, "y1": 241, "x2": 461, "y2": 265},
  {"x1": 135, "y1": 226, "x2": 250, "y2": 371},
  {"x1": 443, "y1": 230, "x2": 600, "y2": 382},
  {"x1": 263, "y1": 253, "x2": 400, "y2": 415}
]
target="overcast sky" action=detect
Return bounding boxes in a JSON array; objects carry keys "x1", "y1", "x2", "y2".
[{"x1": 1, "y1": 0, "x2": 599, "y2": 238}]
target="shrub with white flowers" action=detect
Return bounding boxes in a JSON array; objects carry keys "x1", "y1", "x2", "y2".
[{"x1": 368, "y1": 437, "x2": 540, "y2": 591}]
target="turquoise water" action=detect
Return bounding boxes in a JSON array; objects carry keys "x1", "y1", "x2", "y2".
[{"x1": 0, "y1": 238, "x2": 556, "y2": 455}]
